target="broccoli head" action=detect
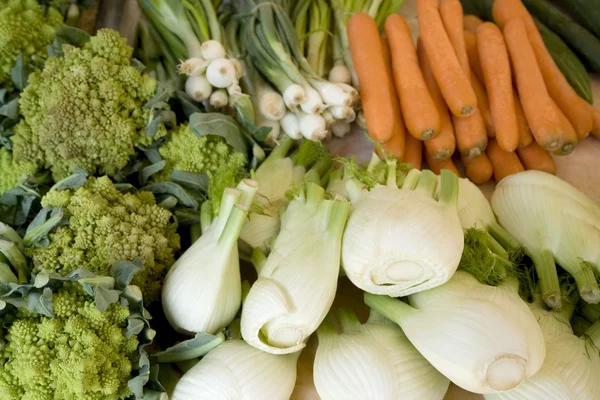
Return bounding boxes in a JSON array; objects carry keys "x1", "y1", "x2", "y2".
[
  {"x1": 0, "y1": 282, "x2": 139, "y2": 400},
  {"x1": 0, "y1": 0, "x2": 63, "y2": 85},
  {"x1": 0, "y1": 147, "x2": 38, "y2": 195},
  {"x1": 28, "y1": 176, "x2": 181, "y2": 301},
  {"x1": 12, "y1": 28, "x2": 164, "y2": 180}
]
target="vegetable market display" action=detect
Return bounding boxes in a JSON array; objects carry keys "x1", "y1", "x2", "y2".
[{"x1": 1, "y1": 0, "x2": 600, "y2": 399}]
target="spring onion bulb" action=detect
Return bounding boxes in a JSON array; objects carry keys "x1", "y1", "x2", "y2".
[
  {"x1": 300, "y1": 85, "x2": 325, "y2": 115},
  {"x1": 331, "y1": 121, "x2": 351, "y2": 138},
  {"x1": 491, "y1": 171, "x2": 600, "y2": 308},
  {"x1": 328, "y1": 105, "x2": 355, "y2": 123},
  {"x1": 209, "y1": 89, "x2": 229, "y2": 108},
  {"x1": 178, "y1": 57, "x2": 209, "y2": 76},
  {"x1": 314, "y1": 308, "x2": 450, "y2": 400},
  {"x1": 162, "y1": 180, "x2": 258, "y2": 335},
  {"x1": 227, "y1": 83, "x2": 242, "y2": 95},
  {"x1": 257, "y1": 84, "x2": 287, "y2": 121},
  {"x1": 241, "y1": 182, "x2": 350, "y2": 354},
  {"x1": 297, "y1": 112, "x2": 327, "y2": 141},
  {"x1": 206, "y1": 58, "x2": 237, "y2": 88},
  {"x1": 342, "y1": 166, "x2": 464, "y2": 296},
  {"x1": 336, "y1": 82, "x2": 360, "y2": 105},
  {"x1": 309, "y1": 79, "x2": 353, "y2": 107},
  {"x1": 280, "y1": 112, "x2": 302, "y2": 140},
  {"x1": 200, "y1": 40, "x2": 226, "y2": 61},
  {"x1": 328, "y1": 64, "x2": 352, "y2": 85},
  {"x1": 231, "y1": 58, "x2": 245, "y2": 79},
  {"x1": 366, "y1": 270, "x2": 546, "y2": 394},
  {"x1": 171, "y1": 340, "x2": 299, "y2": 400},
  {"x1": 185, "y1": 74, "x2": 212, "y2": 102},
  {"x1": 283, "y1": 83, "x2": 306, "y2": 108}
]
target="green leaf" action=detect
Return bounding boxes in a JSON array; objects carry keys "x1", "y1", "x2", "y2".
[
  {"x1": 156, "y1": 195, "x2": 178, "y2": 209},
  {"x1": 189, "y1": 112, "x2": 249, "y2": 156},
  {"x1": 27, "y1": 287, "x2": 53, "y2": 318},
  {"x1": 0, "y1": 97, "x2": 19, "y2": 119},
  {"x1": 113, "y1": 183, "x2": 138, "y2": 194},
  {"x1": 54, "y1": 26, "x2": 92, "y2": 48},
  {"x1": 141, "y1": 182, "x2": 199, "y2": 209},
  {"x1": 176, "y1": 90, "x2": 204, "y2": 117},
  {"x1": 152, "y1": 332, "x2": 225, "y2": 363},
  {"x1": 141, "y1": 160, "x2": 166, "y2": 185},
  {"x1": 112, "y1": 259, "x2": 145, "y2": 291},
  {"x1": 10, "y1": 55, "x2": 29, "y2": 91},
  {"x1": 50, "y1": 168, "x2": 88, "y2": 191},
  {"x1": 24, "y1": 207, "x2": 66, "y2": 247},
  {"x1": 170, "y1": 170, "x2": 209, "y2": 193}
]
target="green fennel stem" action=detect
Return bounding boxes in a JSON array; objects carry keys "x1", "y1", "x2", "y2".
[
  {"x1": 364, "y1": 292, "x2": 416, "y2": 324},
  {"x1": 386, "y1": 161, "x2": 398, "y2": 188},
  {"x1": 327, "y1": 200, "x2": 351, "y2": 238},
  {"x1": 306, "y1": 182, "x2": 326, "y2": 209},
  {"x1": 530, "y1": 248, "x2": 562, "y2": 310},
  {"x1": 581, "y1": 303, "x2": 600, "y2": 324},
  {"x1": 487, "y1": 221, "x2": 520, "y2": 251},
  {"x1": 217, "y1": 205, "x2": 250, "y2": 252},
  {"x1": 484, "y1": 232, "x2": 509, "y2": 259},
  {"x1": 316, "y1": 315, "x2": 338, "y2": 338},
  {"x1": 251, "y1": 247, "x2": 268, "y2": 275},
  {"x1": 200, "y1": 201, "x2": 214, "y2": 234},
  {"x1": 214, "y1": 189, "x2": 242, "y2": 234},
  {"x1": 336, "y1": 308, "x2": 362, "y2": 333},
  {"x1": 572, "y1": 260, "x2": 600, "y2": 304},
  {"x1": 438, "y1": 170, "x2": 459, "y2": 208},
  {"x1": 190, "y1": 224, "x2": 203, "y2": 244},
  {"x1": 584, "y1": 320, "x2": 600, "y2": 348},
  {"x1": 415, "y1": 169, "x2": 438, "y2": 197},
  {"x1": 402, "y1": 169, "x2": 421, "y2": 190}
]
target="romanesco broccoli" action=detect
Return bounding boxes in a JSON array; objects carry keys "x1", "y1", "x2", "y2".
[
  {"x1": 12, "y1": 29, "x2": 164, "y2": 180},
  {"x1": 0, "y1": 147, "x2": 38, "y2": 195},
  {"x1": 0, "y1": 282, "x2": 138, "y2": 400},
  {"x1": 28, "y1": 176, "x2": 180, "y2": 301},
  {"x1": 0, "y1": 0, "x2": 63, "y2": 85}
]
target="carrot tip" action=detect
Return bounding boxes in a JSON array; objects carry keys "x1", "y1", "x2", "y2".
[
  {"x1": 422, "y1": 129, "x2": 435, "y2": 140},
  {"x1": 465, "y1": 147, "x2": 482, "y2": 159},
  {"x1": 433, "y1": 149, "x2": 452, "y2": 160},
  {"x1": 461, "y1": 105, "x2": 475, "y2": 116},
  {"x1": 544, "y1": 138, "x2": 563, "y2": 151},
  {"x1": 554, "y1": 143, "x2": 575, "y2": 156}
]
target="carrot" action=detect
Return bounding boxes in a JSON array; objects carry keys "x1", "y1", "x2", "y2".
[
  {"x1": 464, "y1": 30, "x2": 485, "y2": 83},
  {"x1": 348, "y1": 13, "x2": 401, "y2": 143},
  {"x1": 462, "y1": 153, "x2": 493, "y2": 184},
  {"x1": 492, "y1": 0, "x2": 594, "y2": 137},
  {"x1": 513, "y1": 89, "x2": 533, "y2": 148},
  {"x1": 417, "y1": 0, "x2": 477, "y2": 117},
  {"x1": 376, "y1": 127, "x2": 406, "y2": 159},
  {"x1": 452, "y1": 110, "x2": 488, "y2": 159},
  {"x1": 440, "y1": 0, "x2": 470, "y2": 78},
  {"x1": 592, "y1": 108, "x2": 600, "y2": 139},
  {"x1": 551, "y1": 99, "x2": 577, "y2": 156},
  {"x1": 385, "y1": 14, "x2": 440, "y2": 140},
  {"x1": 403, "y1": 134, "x2": 423, "y2": 169},
  {"x1": 464, "y1": 14, "x2": 484, "y2": 33},
  {"x1": 424, "y1": 150, "x2": 460, "y2": 176},
  {"x1": 486, "y1": 137, "x2": 525, "y2": 182},
  {"x1": 417, "y1": 39, "x2": 456, "y2": 160},
  {"x1": 476, "y1": 22, "x2": 519, "y2": 152},
  {"x1": 470, "y1": 73, "x2": 495, "y2": 137},
  {"x1": 517, "y1": 141, "x2": 556, "y2": 174},
  {"x1": 503, "y1": 18, "x2": 564, "y2": 151}
]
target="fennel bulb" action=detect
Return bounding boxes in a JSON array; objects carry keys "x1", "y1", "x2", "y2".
[
  {"x1": 491, "y1": 170, "x2": 600, "y2": 308},
  {"x1": 342, "y1": 166, "x2": 464, "y2": 297},
  {"x1": 314, "y1": 308, "x2": 450, "y2": 400},
  {"x1": 365, "y1": 270, "x2": 546, "y2": 394},
  {"x1": 241, "y1": 182, "x2": 350, "y2": 354},
  {"x1": 171, "y1": 340, "x2": 299, "y2": 400},
  {"x1": 162, "y1": 180, "x2": 258, "y2": 335}
]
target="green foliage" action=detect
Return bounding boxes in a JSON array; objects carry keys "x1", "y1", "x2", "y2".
[
  {"x1": 0, "y1": 147, "x2": 38, "y2": 195},
  {"x1": 28, "y1": 176, "x2": 181, "y2": 302},
  {"x1": 12, "y1": 29, "x2": 165, "y2": 181},
  {"x1": 0, "y1": 0, "x2": 63, "y2": 85}
]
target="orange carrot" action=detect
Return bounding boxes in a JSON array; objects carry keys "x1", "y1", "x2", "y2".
[
  {"x1": 477, "y1": 22, "x2": 519, "y2": 152},
  {"x1": 348, "y1": 13, "x2": 401, "y2": 143},
  {"x1": 403, "y1": 134, "x2": 423, "y2": 169},
  {"x1": 592, "y1": 108, "x2": 600, "y2": 139},
  {"x1": 517, "y1": 141, "x2": 557, "y2": 174},
  {"x1": 464, "y1": 30, "x2": 485, "y2": 83},
  {"x1": 513, "y1": 89, "x2": 534, "y2": 148},
  {"x1": 452, "y1": 110, "x2": 488, "y2": 159},
  {"x1": 486, "y1": 137, "x2": 525, "y2": 182},
  {"x1": 551, "y1": 99, "x2": 577, "y2": 156},
  {"x1": 462, "y1": 153, "x2": 493, "y2": 184},
  {"x1": 440, "y1": 0, "x2": 470, "y2": 78},
  {"x1": 464, "y1": 14, "x2": 484, "y2": 33},
  {"x1": 417, "y1": 39, "x2": 457, "y2": 160},
  {"x1": 424, "y1": 150, "x2": 460, "y2": 176},
  {"x1": 470, "y1": 73, "x2": 495, "y2": 137},
  {"x1": 377, "y1": 127, "x2": 406, "y2": 159},
  {"x1": 492, "y1": 0, "x2": 594, "y2": 137},
  {"x1": 503, "y1": 18, "x2": 564, "y2": 151},
  {"x1": 417, "y1": 0, "x2": 477, "y2": 117},
  {"x1": 385, "y1": 14, "x2": 441, "y2": 140}
]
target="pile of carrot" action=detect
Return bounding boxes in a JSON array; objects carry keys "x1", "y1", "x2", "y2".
[{"x1": 347, "y1": 0, "x2": 600, "y2": 185}]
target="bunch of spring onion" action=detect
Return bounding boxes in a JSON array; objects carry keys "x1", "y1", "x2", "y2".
[
  {"x1": 233, "y1": 0, "x2": 360, "y2": 141},
  {"x1": 138, "y1": 0, "x2": 245, "y2": 109}
]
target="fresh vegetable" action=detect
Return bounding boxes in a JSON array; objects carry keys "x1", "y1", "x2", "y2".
[
  {"x1": 486, "y1": 137, "x2": 525, "y2": 182},
  {"x1": 477, "y1": 22, "x2": 519, "y2": 152},
  {"x1": 417, "y1": 0, "x2": 477, "y2": 117},
  {"x1": 491, "y1": 170, "x2": 600, "y2": 308},
  {"x1": 463, "y1": 153, "x2": 493, "y2": 184},
  {"x1": 592, "y1": 107, "x2": 600, "y2": 139},
  {"x1": 170, "y1": 340, "x2": 299, "y2": 400},
  {"x1": 0, "y1": 147, "x2": 38, "y2": 196},
  {"x1": 463, "y1": 30, "x2": 485, "y2": 83},
  {"x1": 464, "y1": 14, "x2": 484, "y2": 33},
  {"x1": 503, "y1": 18, "x2": 564, "y2": 151},
  {"x1": 385, "y1": 14, "x2": 440, "y2": 140},
  {"x1": 513, "y1": 90, "x2": 534, "y2": 148},
  {"x1": 404, "y1": 134, "x2": 423, "y2": 170},
  {"x1": 425, "y1": 152, "x2": 460, "y2": 176},
  {"x1": 365, "y1": 270, "x2": 546, "y2": 394},
  {"x1": 342, "y1": 163, "x2": 463, "y2": 297},
  {"x1": 314, "y1": 308, "x2": 450, "y2": 400},
  {"x1": 440, "y1": 0, "x2": 470, "y2": 78},
  {"x1": 516, "y1": 142, "x2": 556, "y2": 174},
  {"x1": 452, "y1": 109, "x2": 488, "y2": 159},
  {"x1": 551, "y1": 98, "x2": 578, "y2": 155},
  {"x1": 241, "y1": 182, "x2": 350, "y2": 354},
  {"x1": 162, "y1": 179, "x2": 257, "y2": 335},
  {"x1": 552, "y1": 0, "x2": 600, "y2": 40},
  {"x1": 470, "y1": 72, "x2": 494, "y2": 137}
]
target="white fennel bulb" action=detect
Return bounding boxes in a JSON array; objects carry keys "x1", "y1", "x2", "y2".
[
  {"x1": 241, "y1": 182, "x2": 350, "y2": 354},
  {"x1": 314, "y1": 308, "x2": 449, "y2": 400},
  {"x1": 491, "y1": 170, "x2": 600, "y2": 308},
  {"x1": 342, "y1": 166, "x2": 464, "y2": 297},
  {"x1": 365, "y1": 270, "x2": 546, "y2": 394},
  {"x1": 171, "y1": 340, "x2": 299, "y2": 400},
  {"x1": 162, "y1": 180, "x2": 258, "y2": 334}
]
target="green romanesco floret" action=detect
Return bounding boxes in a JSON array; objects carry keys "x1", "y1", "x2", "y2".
[
  {"x1": 12, "y1": 28, "x2": 165, "y2": 181},
  {"x1": 158, "y1": 123, "x2": 247, "y2": 212},
  {"x1": 0, "y1": 147, "x2": 38, "y2": 195},
  {"x1": 28, "y1": 176, "x2": 181, "y2": 301},
  {"x1": 0, "y1": 0, "x2": 63, "y2": 85},
  {"x1": 0, "y1": 282, "x2": 138, "y2": 400}
]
